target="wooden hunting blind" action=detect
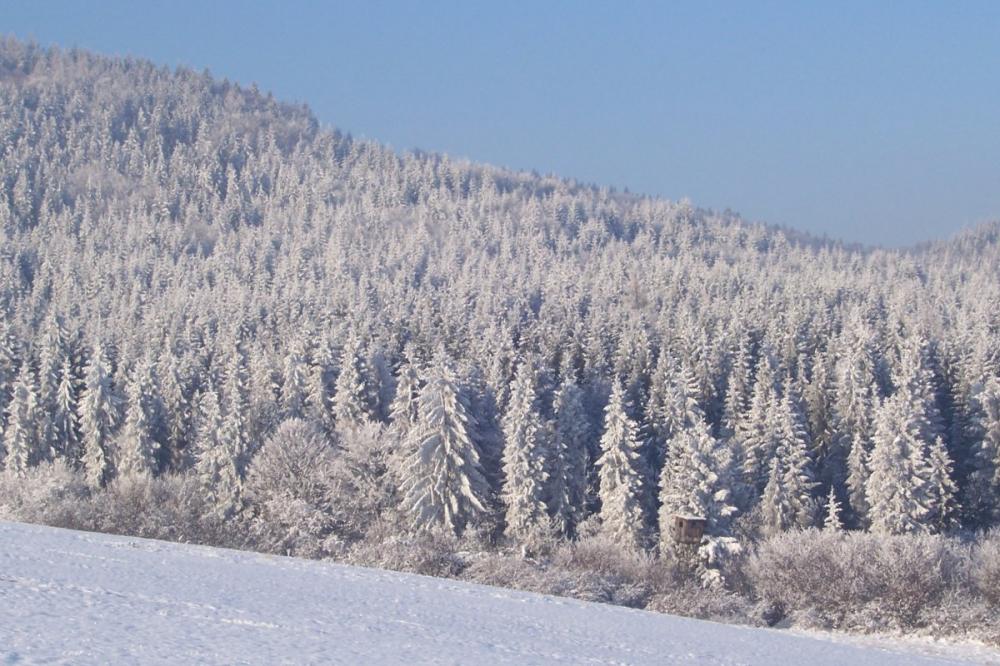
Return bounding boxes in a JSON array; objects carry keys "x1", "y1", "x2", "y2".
[{"x1": 670, "y1": 515, "x2": 706, "y2": 545}]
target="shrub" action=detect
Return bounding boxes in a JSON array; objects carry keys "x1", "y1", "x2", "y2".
[
  {"x1": 745, "y1": 529, "x2": 968, "y2": 631},
  {"x1": 0, "y1": 461, "x2": 90, "y2": 528},
  {"x1": 971, "y1": 530, "x2": 1000, "y2": 607},
  {"x1": 91, "y1": 473, "x2": 242, "y2": 547},
  {"x1": 243, "y1": 419, "x2": 349, "y2": 558}
]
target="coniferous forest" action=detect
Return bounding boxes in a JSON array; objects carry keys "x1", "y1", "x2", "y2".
[{"x1": 1, "y1": 39, "x2": 999, "y2": 642}]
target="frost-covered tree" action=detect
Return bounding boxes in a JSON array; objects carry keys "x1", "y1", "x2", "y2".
[
  {"x1": 333, "y1": 338, "x2": 377, "y2": 431},
  {"x1": 281, "y1": 341, "x2": 309, "y2": 419},
  {"x1": 845, "y1": 430, "x2": 872, "y2": 527},
  {"x1": 52, "y1": 353, "x2": 81, "y2": 463},
  {"x1": 759, "y1": 385, "x2": 818, "y2": 534},
  {"x1": 79, "y1": 344, "x2": 121, "y2": 488},
  {"x1": 2, "y1": 361, "x2": 41, "y2": 475},
  {"x1": 597, "y1": 382, "x2": 647, "y2": 550},
  {"x1": 389, "y1": 346, "x2": 422, "y2": 432},
  {"x1": 866, "y1": 392, "x2": 932, "y2": 535},
  {"x1": 500, "y1": 362, "x2": 550, "y2": 541},
  {"x1": 399, "y1": 354, "x2": 491, "y2": 535},
  {"x1": 739, "y1": 361, "x2": 780, "y2": 500},
  {"x1": 194, "y1": 383, "x2": 242, "y2": 513},
  {"x1": 964, "y1": 377, "x2": 1000, "y2": 526},
  {"x1": 117, "y1": 360, "x2": 160, "y2": 478},
  {"x1": 550, "y1": 378, "x2": 590, "y2": 536},
  {"x1": 658, "y1": 416, "x2": 737, "y2": 547},
  {"x1": 925, "y1": 436, "x2": 960, "y2": 533},
  {"x1": 823, "y1": 486, "x2": 844, "y2": 532}
]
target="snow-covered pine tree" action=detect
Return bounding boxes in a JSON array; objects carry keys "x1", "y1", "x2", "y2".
[
  {"x1": 117, "y1": 359, "x2": 160, "y2": 477},
  {"x1": 389, "y1": 345, "x2": 422, "y2": 432},
  {"x1": 80, "y1": 344, "x2": 121, "y2": 488},
  {"x1": 156, "y1": 346, "x2": 194, "y2": 472},
  {"x1": 866, "y1": 391, "x2": 932, "y2": 535},
  {"x1": 551, "y1": 377, "x2": 590, "y2": 536},
  {"x1": 657, "y1": 416, "x2": 737, "y2": 548},
  {"x1": 500, "y1": 361, "x2": 551, "y2": 541},
  {"x1": 222, "y1": 344, "x2": 251, "y2": 471},
  {"x1": 925, "y1": 436, "x2": 960, "y2": 533},
  {"x1": 281, "y1": 341, "x2": 309, "y2": 419},
  {"x1": 2, "y1": 361, "x2": 41, "y2": 475},
  {"x1": 194, "y1": 383, "x2": 242, "y2": 513},
  {"x1": 759, "y1": 387, "x2": 818, "y2": 534},
  {"x1": 845, "y1": 430, "x2": 872, "y2": 528},
  {"x1": 399, "y1": 353, "x2": 491, "y2": 535},
  {"x1": 306, "y1": 340, "x2": 336, "y2": 433},
  {"x1": 53, "y1": 352, "x2": 82, "y2": 463},
  {"x1": 597, "y1": 381, "x2": 647, "y2": 550},
  {"x1": 739, "y1": 361, "x2": 779, "y2": 502},
  {"x1": 823, "y1": 486, "x2": 844, "y2": 532},
  {"x1": 333, "y1": 338, "x2": 377, "y2": 431},
  {"x1": 963, "y1": 377, "x2": 1000, "y2": 527}
]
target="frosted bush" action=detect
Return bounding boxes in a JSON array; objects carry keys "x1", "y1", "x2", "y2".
[
  {"x1": 243, "y1": 419, "x2": 349, "y2": 558},
  {"x1": 0, "y1": 461, "x2": 89, "y2": 528}
]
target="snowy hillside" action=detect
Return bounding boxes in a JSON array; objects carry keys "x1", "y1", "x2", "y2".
[{"x1": 1, "y1": 521, "x2": 994, "y2": 665}]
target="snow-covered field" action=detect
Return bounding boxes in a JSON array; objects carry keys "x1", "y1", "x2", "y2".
[{"x1": 1, "y1": 521, "x2": 995, "y2": 665}]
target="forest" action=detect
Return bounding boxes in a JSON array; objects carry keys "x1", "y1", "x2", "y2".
[{"x1": 1, "y1": 38, "x2": 999, "y2": 643}]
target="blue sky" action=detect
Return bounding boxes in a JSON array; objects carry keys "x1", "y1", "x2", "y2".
[{"x1": 5, "y1": 1, "x2": 999, "y2": 246}]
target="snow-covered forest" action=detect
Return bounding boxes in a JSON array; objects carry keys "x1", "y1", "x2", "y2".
[{"x1": 1, "y1": 39, "x2": 999, "y2": 643}]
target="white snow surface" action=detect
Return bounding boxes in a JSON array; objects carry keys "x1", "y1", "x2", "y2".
[{"x1": 1, "y1": 520, "x2": 995, "y2": 665}]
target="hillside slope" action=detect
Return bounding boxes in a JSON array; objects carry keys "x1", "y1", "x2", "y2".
[{"x1": 0, "y1": 520, "x2": 994, "y2": 665}]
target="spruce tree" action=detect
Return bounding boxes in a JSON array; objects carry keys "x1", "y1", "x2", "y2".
[
  {"x1": 500, "y1": 362, "x2": 550, "y2": 541},
  {"x1": 925, "y1": 436, "x2": 960, "y2": 533},
  {"x1": 2, "y1": 361, "x2": 40, "y2": 475},
  {"x1": 823, "y1": 486, "x2": 844, "y2": 531},
  {"x1": 117, "y1": 360, "x2": 160, "y2": 477},
  {"x1": 399, "y1": 353, "x2": 491, "y2": 535},
  {"x1": 657, "y1": 416, "x2": 737, "y2": 548},
  {"x1": 866, "y1": 392, "x2": 932, "y2": 535},
  {"x1": 597, "y1": 381, "x2": 647, "y2": 550},
  {"x1": 333, "y1": 338, "x2": 376, "y2": 431},
  {"x1": 80, "y1": 344, "x2": 121, "y2": 488},
  {"x1": 551, "y1": 378, "x2": 590, "y2": 536},
  {"x1": 964, "y1": 377, "x2": 1000, "y2": 527}
]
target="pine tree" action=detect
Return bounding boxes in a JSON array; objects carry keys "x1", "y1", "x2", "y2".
[
  {"x1": 306, "y1": 340, "x2": 336, "y2": 431},
  {"x1": 399, "y1": 354, "x2": 491, "y2": 535},
  {"x1": 117, "y1": 360, "x2": 160, "y2": 477},
  {"x1": 2, "y1": 361, "x2": 40, "y2": 475},
  {"x1": 222, "y1": 345, "x2": 250, "y2": 471},
  {"x1": 389, "y1": 346, "x2": 422, "y2": 432},
  {"x1": 597, "y1": 382, "x2": 647, "y2": 550},
  {"x1": 866, "y1": 392, "x2": 932, "y2": 535},
  {"x1": 158, "y1": 349, "x2": 193, "y2": 471},
  {"x1": 551, "y1": 378, "x2": 590, "y2": 536},
  {"x1": 80, "y1": 344, "x2": 121, "y2": 488},
  {"x1": 760, "y1": 388, "x2": 818, "y2": 534},
  {"x1": 739, "y1": 362, "x2": 779, "y2": 500},
  {"x1": 845, "y1": 430, "x2": 871, "y2": 527},
  {"x1": 500, "y1": 362, "x2": 551, "y2": 541},
  {"x1": 53, "y1": 353, "x2": 82, "y2": 463},
  {"x1": 333, "y1": 338, "x2": 376, "y2": 431},
  {"x1": 823, "y1": 486, "x2": 844, "y2": 532},
  {"x1": 657, "y1": 416, "x2": 737, "y2": 548},
  {"x1": 194, "y1": 384, "x2": 242, "y2": 512},
  {"x1": 964, "y1": 377, "x2": 1000, "y2": 527},
  {"x1": 925, "y1": 436, "x2": 960, "y2": 533},
  {"x1": 281, "y1": 341, "x2": 309, "y2": 419}
]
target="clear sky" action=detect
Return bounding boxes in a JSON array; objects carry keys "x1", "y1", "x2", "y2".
[{"x1": 5, "y1": 1, "x2": 1000, "y2": 246}]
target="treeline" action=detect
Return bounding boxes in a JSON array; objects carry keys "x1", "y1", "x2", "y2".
[{"x1": 1, "y1": 37, "x2": 1000, "y2": 581}]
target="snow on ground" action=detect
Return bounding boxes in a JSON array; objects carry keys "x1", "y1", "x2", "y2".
[{"x1": 1, "y1": 520, "x2": 995, "y2": 665}]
